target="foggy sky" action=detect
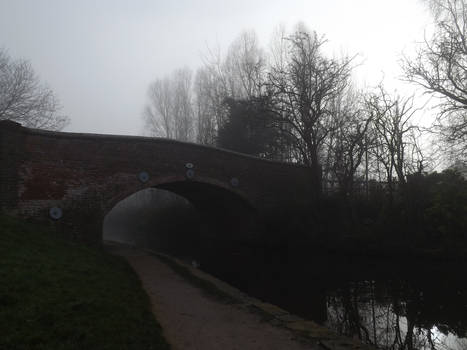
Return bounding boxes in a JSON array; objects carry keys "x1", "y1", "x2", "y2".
[{"x1": 0, "y1": 0, "x2": 431, "y2": 135}]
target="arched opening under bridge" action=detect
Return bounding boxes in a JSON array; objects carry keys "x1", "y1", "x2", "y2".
[{"x1": 103, "y1": 180, "x2": 258, "y2": 262}]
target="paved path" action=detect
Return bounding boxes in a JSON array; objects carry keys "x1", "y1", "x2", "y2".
[{"x1": 108, "y1": 244, "x2": 319, "y2": 350}]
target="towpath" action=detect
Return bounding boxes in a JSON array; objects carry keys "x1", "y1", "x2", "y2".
[{"x1": 107, "y1": 243, "x2": 321, "y2": 350}]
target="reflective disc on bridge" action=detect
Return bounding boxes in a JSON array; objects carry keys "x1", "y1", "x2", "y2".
[
  {"x1": 138, "y1": 171, "x2": 150, "y2": 183},
  {"x1": 49, "y1": 207, "x2": 63, "y2": 220},
  {"x1": 230, "y1": 177, "x2": 239, "y2": 187}
]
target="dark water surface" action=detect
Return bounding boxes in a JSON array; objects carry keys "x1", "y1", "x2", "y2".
[
  {"x1": 103, "y1": 188, "x2": 467, "y2": 349},
  {"x1": 190, "y1": 244, "x2": 467, "y2": 350}
]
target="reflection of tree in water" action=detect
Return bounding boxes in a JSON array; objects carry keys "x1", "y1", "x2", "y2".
[{"x1": 325, "y1": 279, "x2": 467, "y2": 350}]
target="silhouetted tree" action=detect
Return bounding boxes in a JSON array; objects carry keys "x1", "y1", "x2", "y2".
[
  {"x1": 424, "y1": 169, "x2": 467, "y2": 241},
  {"x1": 217, "y1": 97, "x2": 289, "y2": 158},
  {"x1": 194, "y1": 31, "x2": 266, "y2": 145},
  {"x1": 403, "y1": 0, "x2": 467, "y2": 157},
  {"x1": 365, "y1": 86, "x2": 424, "y2": 196},
  {"x1": 0, "y1": 49, "x2": 68, "y2": 130},
  {"x1": 325, "y1": 88, "x2": 373, "y2": 197},
  {"x1": 266, "y1": 25, "x2": 355, "y2": 196}
]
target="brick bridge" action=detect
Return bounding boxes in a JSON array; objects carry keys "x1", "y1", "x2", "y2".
[{"x1": 0, "y1": 120, "x2": 313, "y2": 245}]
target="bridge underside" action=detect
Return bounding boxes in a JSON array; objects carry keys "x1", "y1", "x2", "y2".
[
  {"x1": 103, "y1": 185, "x2": 259, "y2": 258},
  {"x1": 157, "y1": 181, "x2": 256, "y2": 236}
]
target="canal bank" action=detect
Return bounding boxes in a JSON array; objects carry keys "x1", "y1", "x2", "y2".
[{"x1": 107, "y1": 242, "x2": 374, "y2": 350}]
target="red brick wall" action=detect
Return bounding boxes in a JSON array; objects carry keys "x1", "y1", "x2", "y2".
[{"x1": 0, "y1": 121, "x2": 313, "y2": 244}]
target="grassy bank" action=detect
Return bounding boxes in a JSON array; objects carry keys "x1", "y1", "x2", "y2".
[{"x1": 0, "y1": 215, "x2": 170, "y2": 350}]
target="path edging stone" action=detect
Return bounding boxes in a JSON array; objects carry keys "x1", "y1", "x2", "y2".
[{"x1": 147, "y1": 250, "x2": 376, "y2": 350}]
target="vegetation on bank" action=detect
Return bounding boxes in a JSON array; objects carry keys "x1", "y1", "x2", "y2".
[
  {"x1": 261, "y1": 169, "x2": 467, "y2": 260},
  {"x1": 134, "y1": 0, "x2": 467, "y2": 261},
  {"x1": 0, "y1": 215, "x2": 170, "y2": 350},
  {"x1": 104, "y1": 169, "x2": 467, "y2": 262}
]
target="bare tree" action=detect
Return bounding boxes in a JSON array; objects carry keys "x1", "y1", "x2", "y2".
[
  {"x1": 144, "y1": 77, "x2": 173, "y2": 138},
  {"x1": 144, "y1": 68, "x2": 194, "y2": 141},
  {"x1": 365, "y1": 86, "x2": 424, "y2": 195},
  {"x1": 172, "y1": 69, "x2": 195, "y2": 142},
  {"x1": 403, "y1": 0, "x2": 467, "y2": 156},
  {"x1": 325, "y1": 88, "x2": 373, "y2": 196},
  {"x1": 194, "y1": 31, "x2": 266, "y2": 145},
  {"x1": 0, "y1": 49, "x2": 68, "y2": 130},
  {"x1": 223, "y1": 31, "x2": 266, "y2": 99},
  {"x1": 193, "y1": 66, "x2": 226, "y2": 145},
  {"x1": 266, "y1": 25, "x2": 355, "y2": 195}
]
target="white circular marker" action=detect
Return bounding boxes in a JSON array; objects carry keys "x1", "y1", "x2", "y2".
[
  {"x1": 230, "y1": 177, "x2": 239, "y2": 187},
  {"x1": 138, "y1": 171, "x2": 149, "y2": 183},
  {"x1": 49, "y1": 207, "x2": 63, "y2": 220}
]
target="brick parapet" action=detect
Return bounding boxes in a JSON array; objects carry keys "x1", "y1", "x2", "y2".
[{"x1": 0, "y1": 122, "x2": 314, "y2": 245}]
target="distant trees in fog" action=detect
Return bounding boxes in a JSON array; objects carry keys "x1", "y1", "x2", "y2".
[
  {"x1": 0, "y1": 49, "x2": 68, "y2": 130},
  {"x1": 144, "y1": 6, "x2": 467, "y2": 197},
  {"x1": 139, "y1": 6, "x2": 467, "y2": 259},
  {"x1": 144, "y1": 31, "x2": 267, "y2": 145},
  {"x1": 217, "y1": 97, "x2": 285, "y2": 158},
  {"x1": 143, "y1": 68, "x2": 194, "y2": 141},
  {"x1": 143, "y1": 26, "x2": 426, "y2": 198}
]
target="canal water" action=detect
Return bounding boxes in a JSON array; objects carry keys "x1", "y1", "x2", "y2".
[
  {"x1": 192, "y1": 244, "x2": 467, "y2": 350},
  {"x1": 102, "y1": 189, "x2": 467, "y2": 350}
]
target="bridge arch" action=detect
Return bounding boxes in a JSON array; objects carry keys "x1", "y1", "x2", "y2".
[
  {"x1": 103, "y1": 176, "x2": 258, "y2": 244},
  {"x1": 103, "y1": 174, "x2": 255, "y2": 219},
  {"x1": 103, "y1": 178, "x2": 258, "y2": 255},
  {"x1": 0, "y1": 121, "x2": 314, "y2": 245}
]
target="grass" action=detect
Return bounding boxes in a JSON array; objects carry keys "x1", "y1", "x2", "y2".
[{"x1": 0, "y1": 215, "x2": 170, "y2": 350}]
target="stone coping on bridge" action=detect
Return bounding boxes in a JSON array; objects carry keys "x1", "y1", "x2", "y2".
[
  {"x1": 0, "y1": 120, "x2": 310, "y2": 170},
  {"x1": 148, "y1": 249, "x2": 376, "y2": 350}
]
